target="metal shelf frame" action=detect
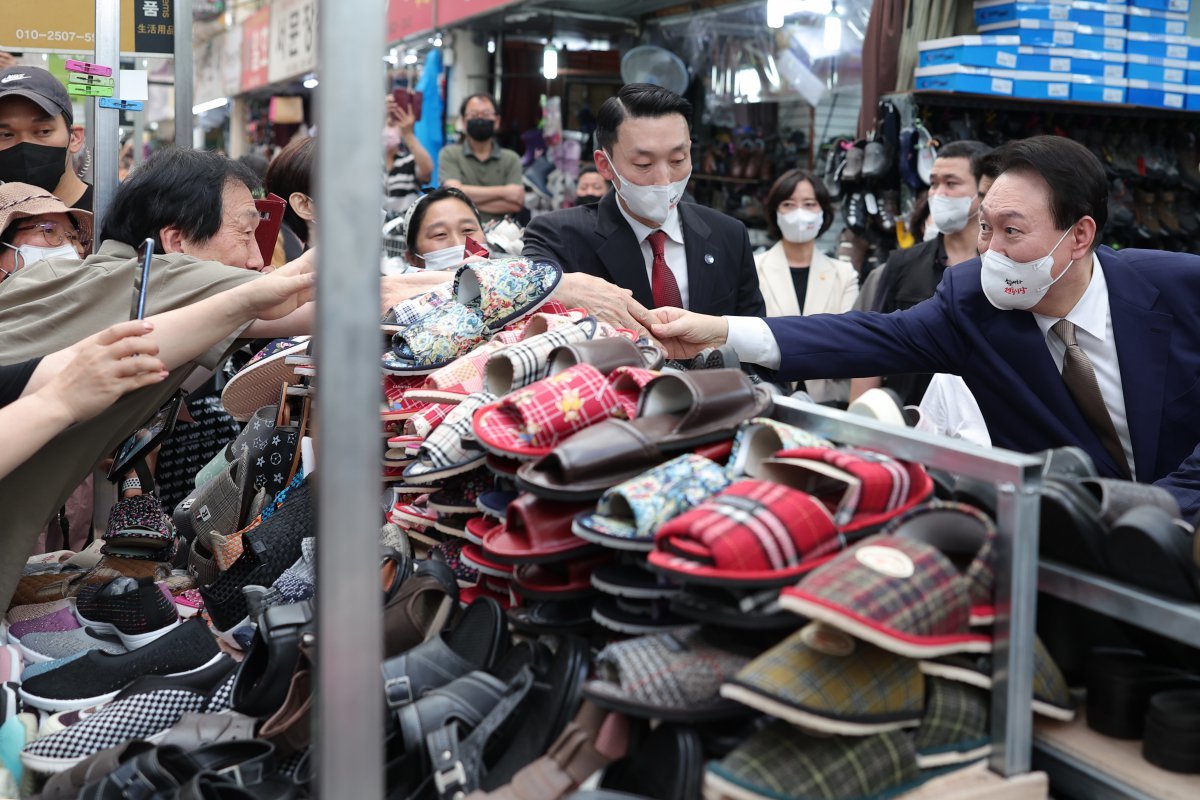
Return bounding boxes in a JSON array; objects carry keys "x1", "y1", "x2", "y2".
[
  {"x1": 771, "y1": 398, "x2": 1045, "y2": 777},
  {"x1": 1031, "y1": 740, "x2": 1163, "y2": 800},
  {"x1": 1039, "y1": 561, "x2": 1200, "y2": 647}
]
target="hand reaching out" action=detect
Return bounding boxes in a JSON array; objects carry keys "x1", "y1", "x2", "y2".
[
  {"x1": 40, "y1": 321, "x2": 168, "y2": 425},
  {"x1": 555, "y1": 272, "x2": 659, "y2": 337},
  {"x1": 236, "y1": 255, "x2": 317, "y2": 321},
  {"x1": 647, "y1": 306, "x2": 730, "y2": 359}
]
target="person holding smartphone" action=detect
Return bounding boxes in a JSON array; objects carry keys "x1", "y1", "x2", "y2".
[{"x1": 384, "y1": 91, "x2": 434, "y2": 213}]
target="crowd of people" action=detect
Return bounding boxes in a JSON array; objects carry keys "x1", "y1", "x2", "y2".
[{"x1": 1, "y1": 63, "x2": 1198, "y2": 595}]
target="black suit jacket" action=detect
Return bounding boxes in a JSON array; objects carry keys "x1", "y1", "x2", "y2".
[{"x1": 522, "y1": 192, "x2": 766, "y2": 317}]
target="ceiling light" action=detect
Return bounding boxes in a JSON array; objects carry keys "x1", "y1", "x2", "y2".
[{"x1": 543, "y1": 46, "x2": 558, "y2": 80}]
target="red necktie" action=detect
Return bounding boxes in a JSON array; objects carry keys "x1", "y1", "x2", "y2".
[{"x1": 647, "y1": 230, "x2": 683, "y2": 308}]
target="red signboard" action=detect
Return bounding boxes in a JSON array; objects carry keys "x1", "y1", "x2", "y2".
[
  {"x1": 241, "y1": 7, "x2": 271, "y2": 92},
  {"x1": 387, "y1": 0, "x2": 435, "y2": 43},
  {"x1": 436, "y1": 0, "x2": 519, "y2": 26}
]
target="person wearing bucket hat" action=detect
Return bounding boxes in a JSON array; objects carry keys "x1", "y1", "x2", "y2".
[
  {"x1": 0, "y1": 183, "x2": 92, "y2": 281},
  {"x1": 0, "y1": 66, "x2": 91, "y2": 210}
]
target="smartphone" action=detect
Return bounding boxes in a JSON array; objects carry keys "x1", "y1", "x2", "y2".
[
  {"x1": 65, "y1": 59, "x2": 113, "y2": 77},
  {"x1": 464, "y1": 236, "x2": 489, "y2": 258},
  {"x1": 131, "y1": 238, "x2": 153, "y2": 321},
  {"x1": 107, "y1": 391, "x2": 184, "y2": 481},
  {"x1": 254, "y1": 194, "x2": 286, "y2": 268},
  {"x1": 392, "y1": 88, "x2": 423, "y2": 121}
]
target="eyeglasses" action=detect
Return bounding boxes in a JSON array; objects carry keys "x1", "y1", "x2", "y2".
[{"x1": 14, "y1": 220, "x2": 90, "y2": 250}]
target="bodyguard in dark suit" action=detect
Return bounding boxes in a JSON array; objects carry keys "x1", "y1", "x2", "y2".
[
  {"x1": 523, "y1": 84, "x2": 765, "y2": 318},
  {"x1": 647, "y1": 135, "x2": 1200, "y2": 517}
]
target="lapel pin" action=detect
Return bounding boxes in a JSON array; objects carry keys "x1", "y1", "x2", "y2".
[{"x1": 704, "y1": 254, "x2": 715, "y2": 264}]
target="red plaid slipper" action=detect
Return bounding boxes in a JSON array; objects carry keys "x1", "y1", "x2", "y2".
[
  {"x1": 382, "y1": 375, "x2": 427, "y2": 420},
  {"x1": 763, "y1": 447, "x2": 933, "y2": 537},
  {"x1": 472, "y1": 365, "x2": 656, "y2": 460},
  {"x1": 405, "y1": 401, "x2": 457, "y2": 438},
  {"x1": 778, "y1": 503, "x2": 996, "y2": 658},
  {"x1": 647, "y1": 480, "x2": 847, "y2": 588}
]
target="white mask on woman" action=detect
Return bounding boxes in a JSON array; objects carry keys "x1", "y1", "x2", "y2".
[{"x1": 777, "y1": 208, "x2": 824, "y2": 243}]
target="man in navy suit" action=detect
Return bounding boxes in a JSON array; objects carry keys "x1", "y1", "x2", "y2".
[
  {"x1": 523, "y1": 83, "x2": 765, "y2": 318},
  {"x1": 649, "y1": 135, "x2": 1200, "y2": 516}
]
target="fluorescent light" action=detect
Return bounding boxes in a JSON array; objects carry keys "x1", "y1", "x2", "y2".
[
  {"x1": 192, "y1": 96, "x2": 229, "y2": 114},
  {"x1": 824, "y1": 14, "x2": 842, "y2": 52},
  {"x1": 303, "y1": 77, "x2": 319, "y2": 89},
  {"x1": 767, "y1": 0, "x2": 787, "y2": 28},
  {"x1": 432, "y1": 34, "x2": 443, "y2": 47},
  {"x1": 487, "y1": 39, "x2": 496, "y2": 54},
  {"x1": 404, "y1": 51, "x2": 418, "y2": 65},
  {"x1": 543, "y1": 47, "x2": 558, "y2": 80}
]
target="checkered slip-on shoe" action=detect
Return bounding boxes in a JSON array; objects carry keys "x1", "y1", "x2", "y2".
[
  {"x1": 919, "y1": 636, "x2": 1075, "y2": 721},
  {"x1": 911, "y1": 677, "x2": 991, "y2": 769},
  {"x1": 573, "y1": 454, "x2": 730, "y2": 552},
  {"x1": 74, "y1": 577, "x2": 180, "y2": 650},
  {"x1": 582, "y1": 627, "x2": 753, "y2": 722},
  {"x1": 404, "y1": 393, "x2": 497, "y2": 484},
  {"x1": 720, "y1": 622, "x2": 924, "y2": 736},
  {"x1": 483, "y1": 319, "x2": 596, "y2": 396},
  {"x1": 705, "y1": 723, "x2": 925, "y2": 800},
  {"x1": 779, "y1": 503, "x2": 996, "y2": 659}
]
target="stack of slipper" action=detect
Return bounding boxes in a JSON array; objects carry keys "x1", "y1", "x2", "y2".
[{"x1": 699, "y1": 501, "x2": 1077, "y2": 800}]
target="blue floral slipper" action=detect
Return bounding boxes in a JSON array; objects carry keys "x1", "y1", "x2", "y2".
[
  {"x1": 454, "y1": 257, "x2": 563, "y2": 333},
  {"x1": 385, "y1": 303, "x2": 489, "y2": 375},
  {"x1": 571, "y1": 454, "x2": 730, "y2": 551}
]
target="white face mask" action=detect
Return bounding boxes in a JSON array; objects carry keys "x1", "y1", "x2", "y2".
[
  {"x1": 777, "y1": 208, "x2": 823, "y2": 243},
  {"x1": 605, "y1": 151, "x2": 689, "y2": 227},
  {"x1": 2, "y1": 241, "x2": 80, "y2": 273},
  {"x1": 980, "y1": 225, "x2": 1077, "y2": 311},
  {"x1": 923, "y1": 218, "x2": 940, "y2": 242},
  {"x1": 929, "y1": 193, "x2": 977, "y2": 235},
  {"x1": 418, "y1": 244, "x2": 466, "y2": 271}
]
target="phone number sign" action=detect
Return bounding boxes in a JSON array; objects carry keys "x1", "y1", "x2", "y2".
[{"x1": 1, "y1": 0, "x2": 174, "y2": 57}]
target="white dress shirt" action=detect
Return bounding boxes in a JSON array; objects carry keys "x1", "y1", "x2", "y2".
[
  {"x1": 616, "y1": 201, "x2": 690, "y2": 310},
  {"x1": 725, "y1": 253, "x2": 1135, "y2": 474},
  {"x1": 1033, "y1": 254, "x2": 1135, "y2": 477},
  {"x1": 917, "y1": 373, "x2": 991, "y2": 447}
]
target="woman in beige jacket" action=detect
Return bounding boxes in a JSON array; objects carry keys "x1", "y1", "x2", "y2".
[{"x1": 754, "y1": 169, "x2": 859, "y2": 404}]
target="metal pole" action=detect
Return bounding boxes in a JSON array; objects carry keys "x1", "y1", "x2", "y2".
[
  {"x1": 133, "y1": 112, "x2": 146, "y2": 168},
  {"x1": 92, "y1": 0, "x2": 122, "y2": 230},
  {"x1": 315, "y1": 0, "x2": 385, "y2": 796},
  {"x1": 174, "y1": 0, "x2": 194, "y2": 149}
]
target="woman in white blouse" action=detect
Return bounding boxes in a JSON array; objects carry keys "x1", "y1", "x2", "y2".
[{"x1": 755, "y1": 169, "x2": 860, "y2": 403}]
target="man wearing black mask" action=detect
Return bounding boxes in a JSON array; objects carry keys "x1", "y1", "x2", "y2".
[
  {"x1": 0, "y1": 66, "x2": 91, "y2": 211},
  {"x1": 437, "y1": 93, "x2": 524, "y2": 223}
]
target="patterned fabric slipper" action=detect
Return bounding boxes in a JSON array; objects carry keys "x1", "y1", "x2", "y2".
[
  {"x1": 427, "y1": 470, "x2": 495, "y2": 515},
  {"x1": 381, "y1": 284, "x2": 454, "y2": 327},
  {"x1": 387, "y1": 303, "x2": 489, "y2": 374},
  {"x1": 403, "y1": 393, "x2": 498, "y2": 484},
  {"x1": 102, "y1": 495, "x2": 177, "y2": 555},
  {"x1": 582, "y1": 627, "x2": 753, "y2": 722},
  {"x1": 453, "y1": 257, "x2": 562, "y2": 332},
  {"x1": 705, "y1": 724, "x2": 925, "y2": 800},
  {"x1": 911, "y1": 677, "x2": 991, "y2": 769},
  {"x1": 382, "y1": 375, "x2": 428, "y2": 421},
  {"x1": 721, "y1": 622, "x2": 924, "y2": 736},
  {"x1": 778, "y1": 503, "x2": 996, "y2": 658},
  {"x1": 725, "y1": 418, "x2": 833, "y2": 480},
  {"x1": 412, "y1": 331, "x2": 525, "y2": 400},
  {"x1": 220, "y1": 337, "x2": 310, "y2": 421},
  {"x1": 919, "y1": 636, "x2": 1075, "y2": 721},
  {"x1": 483, "y1": 318, "x2": 596, "y2": 395},
  {"x1": 572, "y1": 454, "x2": 730, "y2": 552},
  {"x1": 472, "y1": 365, "x2": 655, "y2": 460},
  {"x1": 430, "y1": 541, "x2": 480, "y2": 589}
]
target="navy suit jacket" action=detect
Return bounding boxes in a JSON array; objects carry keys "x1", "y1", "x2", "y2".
[
  {"x1": 766, "y1": 246, "x2": 1200, "y2": 516},
  {"x1": 522, "y1": 192, "x2": 766, "y2": 317}
]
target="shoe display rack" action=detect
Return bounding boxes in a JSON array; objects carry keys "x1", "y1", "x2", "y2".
[
  {"x1": 770, "y1": 397, "x2": 1046, "y2": 778},
  {"x1": 1033, "y1": 562, "x2": 1200, "y2": 799}
]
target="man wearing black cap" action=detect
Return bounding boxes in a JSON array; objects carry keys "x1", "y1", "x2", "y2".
[{"x1": 0, "y1": 65, "x2": 91, "y2": 210}]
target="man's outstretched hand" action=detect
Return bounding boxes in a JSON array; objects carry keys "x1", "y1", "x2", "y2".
[{"x1": 647, "y1": 307, "x2": 730, "y2": 360}]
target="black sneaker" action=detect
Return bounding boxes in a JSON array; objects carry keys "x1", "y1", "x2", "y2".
[
  {"x1": 19, "y1": 619, "x2": 222, "y2": 712},
  {"x1": 75, "y1": 576, "x2": 180, "y2": 649}
]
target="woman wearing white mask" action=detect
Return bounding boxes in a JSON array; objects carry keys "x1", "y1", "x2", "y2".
[
  {"x1": 402, "y1": 187, "x2": 486, "y2": 272},
  {"x1": 755, "y1": 169, "x2": 859, "y2": 403},
  {"x1": 0, "y1": 185, "x2": 90, "y2": 282}
]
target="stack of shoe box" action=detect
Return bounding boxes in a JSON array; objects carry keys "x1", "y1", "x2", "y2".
[{"x1": 916, "y1": 0, "x2": 1200, "y2": 110}]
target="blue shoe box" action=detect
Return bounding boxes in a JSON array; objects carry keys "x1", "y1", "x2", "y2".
[
  {"x1": 1128, "y1": 0, "x2": 1190, "y2": 13},
  {"x1": 1125, "y1": 6, "x2": 1189, "y2": 34},
  {"x1": 914, "y1": 64, "x2": 1077, "y2": 101},
  {"x1": 1017, "y1": 47, "x2": 1126, "y2": 77},
  {"x1": 1126, "y1": 53, "x2": 1196, "y2": 83},
  {"x1": 978, "y1": 19, "x2": 1128, "y2": 52},
  {"x1": 1125, "y1": 78, "x2": 1196, "y2": 108},
  {"x1": 973, "y1": 1, "x2": 1127, "y2": 29},
  {"x1": 918, "y1": 36, "x2": 1022, "y2": 69},
  {"x1": 1127, "y1": 32, "x2": 1200, "y2": 60},
  {"x1": 1072, "y1": 75, "x2": 1129, "y2": 103}
]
